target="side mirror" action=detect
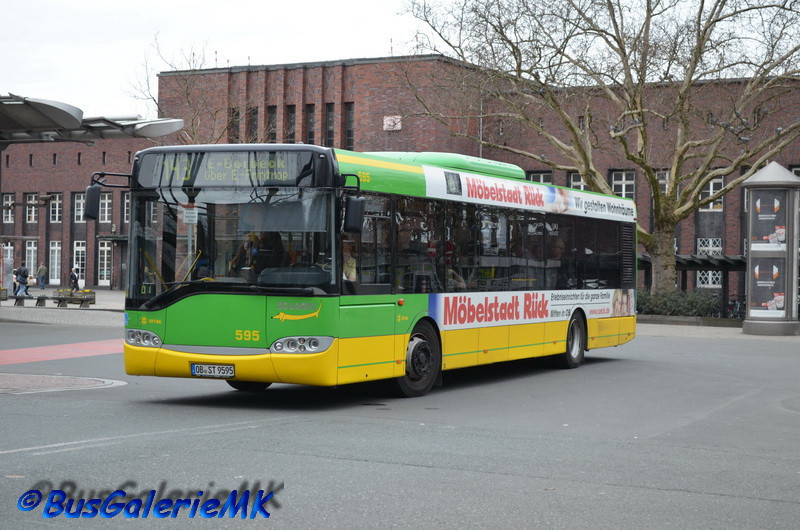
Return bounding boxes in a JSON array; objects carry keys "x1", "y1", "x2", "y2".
[
  {"x1": 85, "y1": 183, "x2": 102, "y2": 220},
  {"x1": 343, "y1": 196, "x2": 365, "y2": 233}
]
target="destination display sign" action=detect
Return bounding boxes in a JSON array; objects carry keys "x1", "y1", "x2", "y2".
[{"x1": 137, "y1": 151, "x2": 316, "y2": 188}]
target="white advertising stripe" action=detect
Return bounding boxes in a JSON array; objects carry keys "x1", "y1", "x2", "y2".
[
  {"x1": 423, "y1": 165, "x2": 636, "y2": 222},
  {"x1": 429, "y1": 289, "x2": 629, "y2": 331}
]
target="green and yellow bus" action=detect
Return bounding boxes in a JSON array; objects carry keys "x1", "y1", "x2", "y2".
[{"x1": 100, "y1": 144, "x2": 636, "y2": 397}]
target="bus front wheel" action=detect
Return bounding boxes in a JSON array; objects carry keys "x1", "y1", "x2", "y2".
[
  {"x1": 226, "y1": 380, "x2": 272, "y2": 392},
  {"x1": 559, "y1": 313, "x2": 586, "y2": 369},
  {"x1": 396, "y1": 321, "x2": 441, "y2": 397}
]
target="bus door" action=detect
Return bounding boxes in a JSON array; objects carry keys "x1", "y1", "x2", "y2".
[{"x1": 337, "y1": 198, "x2": 397, "y2": 384}]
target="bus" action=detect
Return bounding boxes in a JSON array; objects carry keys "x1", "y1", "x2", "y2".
[{"x1": 92, "y1": 144, "x2": 637, "y2": 397}]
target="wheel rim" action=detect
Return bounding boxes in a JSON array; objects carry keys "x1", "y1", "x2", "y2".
[{"x1": 406, "y1": 335, "x2": 432, "y2": 381}]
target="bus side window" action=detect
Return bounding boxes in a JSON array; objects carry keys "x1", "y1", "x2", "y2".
[{"x1": 395, "y1": 197, "x2": 443, "y2": 293}]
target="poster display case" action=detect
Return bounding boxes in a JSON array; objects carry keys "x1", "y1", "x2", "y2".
[{"x1": 742, "y1": 163, "x2": 800, "y2": 335}]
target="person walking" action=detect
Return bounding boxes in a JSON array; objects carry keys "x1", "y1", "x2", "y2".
[
  {"x1": 37, "y1": 263, "x2": 47, "y2": 290},
  {"x1": 15, "y1": 261, "x2": 31, "y2": 297},
  {"x1": 69, "y1": 267, "x2": 80, "y2": 292}
]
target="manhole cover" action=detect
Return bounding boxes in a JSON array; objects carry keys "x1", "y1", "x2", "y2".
[{"x1": 0, "y1": 373, "x2": 126, "y2": 394}]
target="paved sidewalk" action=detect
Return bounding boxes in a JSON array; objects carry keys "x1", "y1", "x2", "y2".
[
  {"x1": 1, "y1": 288, "x2": 124, "y2": 310},
  {"x1": 0, "y1": 289, "x2": 125, "y2": 327}
]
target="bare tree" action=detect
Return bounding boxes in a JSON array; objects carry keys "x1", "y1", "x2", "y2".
[
  {"x1": 407, "y1": 0, "x2": 800, "y2": 293},
  {"x1": 130, "y1": 35, "x2": 232, "y2": 145}
]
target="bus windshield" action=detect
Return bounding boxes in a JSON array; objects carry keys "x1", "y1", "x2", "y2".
[{"x1": 127, "y1": 186, "x2": 336, "y2": 309}]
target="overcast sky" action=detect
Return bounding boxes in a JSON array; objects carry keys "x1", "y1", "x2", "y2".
[{"x1": 1, "y1": 0, "x2": 422, "y2": 119}]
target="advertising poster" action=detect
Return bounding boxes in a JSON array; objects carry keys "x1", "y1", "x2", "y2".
[
  {"x1": 749, "y1": 189, "x2": 787, "y2": 249},
  {"x1": 749, "y1": 257, "x2": 786, "y2": 318}
]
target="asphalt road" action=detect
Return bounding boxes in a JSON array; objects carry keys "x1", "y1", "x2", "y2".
[{"x1": 0, "y1": 318, "x2": 799, "y2": 528}]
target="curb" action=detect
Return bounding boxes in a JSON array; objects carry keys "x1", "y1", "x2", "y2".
[{"x1": 637, "y1": 314, "x2": 743, "y2": 328}]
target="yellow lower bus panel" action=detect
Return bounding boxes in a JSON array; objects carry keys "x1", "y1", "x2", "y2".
[
  {"x1": 336, "y1": 335, "x2": 397, "y2": 385},
  {"x1": 440, "y1": 328, "x2": 480, "y2": 370}
]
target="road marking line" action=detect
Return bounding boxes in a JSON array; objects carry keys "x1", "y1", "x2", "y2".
[
  {"x1": 0, "y1": 417, "x2": 298, "y2": 456},
  {"x1": 0, "y1": 339, "x2": 121, "y2": 365}
]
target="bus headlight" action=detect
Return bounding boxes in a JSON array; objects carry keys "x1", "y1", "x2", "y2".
[
  {"x1": 126, "y1": 329, "x2": 162, "y2": 348},
  {"x1": 270, "y1": 336, "x2": 333, "y2": 354}
]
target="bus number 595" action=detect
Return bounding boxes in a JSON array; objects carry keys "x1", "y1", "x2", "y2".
[{"x1": 235, "y1": 330, "x2": 260, "y2": 341}]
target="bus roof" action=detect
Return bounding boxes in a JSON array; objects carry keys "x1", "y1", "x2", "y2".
[
  {"x1": 366, "y1": 151, "x2": 526, "y2": 180},
  {"x1": 334, "y1": 148, "x2": 637, "y2": 223}
]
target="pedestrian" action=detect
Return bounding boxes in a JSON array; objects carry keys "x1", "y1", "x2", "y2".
[
  {"x1": 37, "y1": 263, "x2": 47, "y2": 290},
  {"x1": 15, "y1": 261, "x2": 31, "y2": 297},
  {"x1": 69, "y1": 267, "x2": 80, "y2": 292}
]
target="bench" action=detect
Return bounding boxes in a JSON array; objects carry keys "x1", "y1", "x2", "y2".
[
  {"x1": 51, "y1": 293, "x2": 95, "y2": 307},
  {"x1": 52, "y1": 294, "x2": 92, "y2": 308},
  {"x1": 8, "y1": 294, "x2": 92, "y2": 308},
  {"x1": 10, "y1": 295, "x2": 32, "y2": 306}
]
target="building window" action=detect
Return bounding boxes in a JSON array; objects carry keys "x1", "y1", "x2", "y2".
[
  {"x1": 3, "y1": 241, "x2": 13, "y2": 265},
  {"x1": 697, "y1": 270, "x2": 722, "y2": 288},
  {"x1": 74, "y1": 193, "x2": 86, "y2": 223},
  {"x1": 123, "y1": 192, "x2": 131, "y2": 223},
  {"x1": 656, "y1": 169, "x2": 671, "y2": 195},
  {"x1": 324, "y1": 103, "x2": 335, "y2": 147},
  {"x1": 266, "y1": 106, "x2": 277, "y2": 143},
  {"x1": 577, "y1": 115, "x2": 586, "y2": 131},
  {"x1": 73, "y1": 241, "x2": 86, "y2": 282},
  {"x1": 285, "y1": 105, "x2": 296, "y2": 143},
  {"x1": 26, "y1": 240, "x2": 37, "y2": 269},
  {"x1": 305, "y1": 104, "x2": 315, "y2": 145},
  {"x1": 697, "y1": 238, "x2": 722, "y2": 256},
  {"x1": 2, "y1": 194, "x2": 13, "y2": 223},
  {"x1": 246, "y1": 106, "x2": 258, "y2": 143},
  {"x1": 102, "y1": 151, "x2": 107, "y2": 164},
  {"x1": 344, "y1": 102, "x2": 354, "y2": 150},
  {"x1": 228, "y1": 108, "x2": 241, "y2": 143},
  {"x1": 98, "y1": 241, "x2": 112, "y2": 282},
  {"x1": 753, "y1": 107, "x2": 765, "y2": 126},
  {"x1": 49, "y1": 193, "x2": 62, "y2": 223},
  {"x1": 77, "y1": 152, "x2": 82, "y2": 165},
  {"x1": 4, "y1": 154, "x2": 8, "y2": 167},
  {"x1": 49, "y1": 241, "x2": 62, "y2": 284},
  {"x1": 25, "y1": 193, "x2": 38, "y2": 223},
  {"x1": 569, "y1": 172, "x2": 587, "y2": 190},
  {"x1": 52, "y1": 153, "x2": 58, "y2": 166},
  {"x1": 148, "y1": 202, "x2": 159, "y2": 225},
  {"x1": 526, "y1": 170, "x2": 553, "y2": 184},
  {"x1": 29, "y1": 154, "x2": 33, "y2": 166},
  {"x1": 699, "y1": 177, "x2": 724, "y2": 211},
  {"x1": 611, "y1": 170, "x2": 635, "y2": 199},
  {"x1": 127, "y1": 151, "x2": 132, "y2": 164},
  {"x1": 99, "y1": 192, "x2": 112, "y2": 223}
]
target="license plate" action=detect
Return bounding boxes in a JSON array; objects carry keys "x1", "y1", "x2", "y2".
[{"x1": 191, "y1": 363, "x2": 234, "y2": 378}]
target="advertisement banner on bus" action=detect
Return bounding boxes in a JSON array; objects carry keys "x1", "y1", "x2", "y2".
[
  {"x1": 423, "y1": 165, "x2": 636, "y2": 223},
  {"x1": 429, "y1": 288, "x2": 634, "y2": 330}
]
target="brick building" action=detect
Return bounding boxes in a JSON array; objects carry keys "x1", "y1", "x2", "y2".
[
  {"x1": 3, "y1": 54, "x2": 799, "y2": 301},
  {"x1": 2, "y1": 139, "x2": 153, "y2": 289}
]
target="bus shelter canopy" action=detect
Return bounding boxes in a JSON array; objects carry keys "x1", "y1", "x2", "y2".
[{"x1": 0, "y1": 93, "x2": 183, "y2": 149}]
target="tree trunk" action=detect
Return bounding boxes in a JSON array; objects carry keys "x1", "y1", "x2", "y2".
[{"x1": 647, "y1": 222, "x2": 679, "y2": 294}]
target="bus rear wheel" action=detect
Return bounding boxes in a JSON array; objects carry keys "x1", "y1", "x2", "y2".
[
  {"x1": 559, "y1": 313, "x2": 586, "y2": 369},
  {"x1": 226, "y1": 380, "x2": 272, "y2": 392},
  {"x1": 396, "y1": 321, "x2": 441, "y2": 397}
]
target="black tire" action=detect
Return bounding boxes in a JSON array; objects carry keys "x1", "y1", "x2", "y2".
[
  {"x1": 396, "y1": 320, "x2": 441, "y2": 397},
  {"x1": 226, "y1": 380, "x2": 272, "y2": 392},
  {"x1": 559, "y1": 313, "x2": 586, "y2": 369}
]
